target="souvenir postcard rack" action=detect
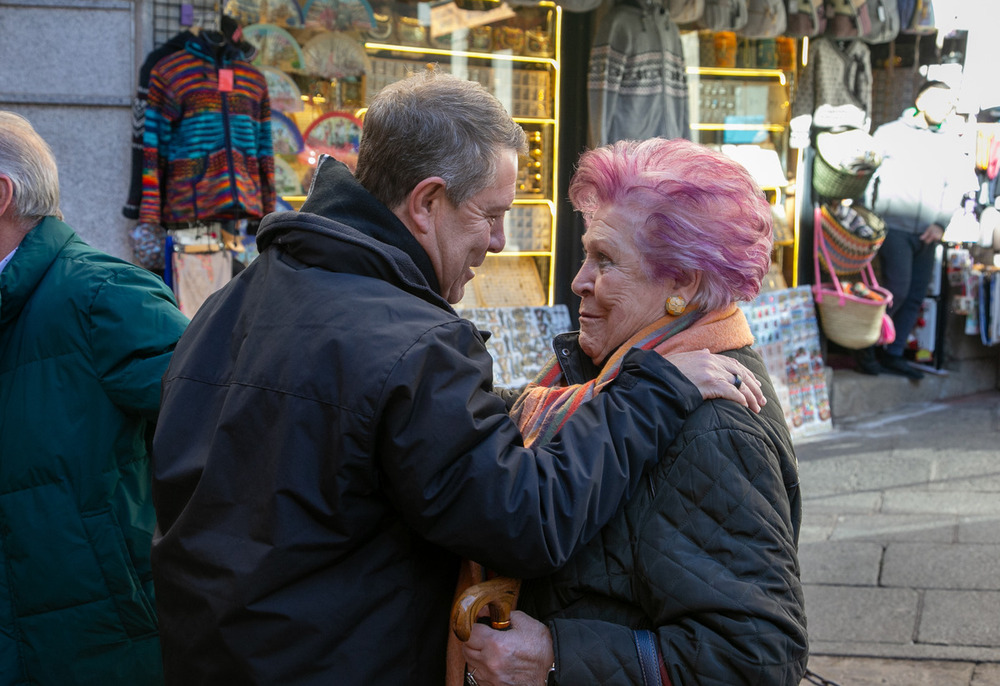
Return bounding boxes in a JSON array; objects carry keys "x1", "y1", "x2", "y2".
[{"x1": 225, "y1": 0, "x2": 563, "y2": 307}]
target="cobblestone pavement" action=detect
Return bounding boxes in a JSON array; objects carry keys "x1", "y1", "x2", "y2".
[{"x1": 794, "y1": 391, "x2": 1000, "y2": 686}]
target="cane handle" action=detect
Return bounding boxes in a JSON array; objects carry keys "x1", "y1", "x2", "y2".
[{"x1": 450, "y1": 576, "x2": 521, "y2": 642}]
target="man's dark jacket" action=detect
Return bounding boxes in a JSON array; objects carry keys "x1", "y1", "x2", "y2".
[{"x1": 151, "y1": 158, "x2": 706, "y2": 685}]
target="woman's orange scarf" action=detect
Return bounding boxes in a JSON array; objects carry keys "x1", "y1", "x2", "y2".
[{"x1": 511, "y1": 304, "x2": 755, "y2": 448}]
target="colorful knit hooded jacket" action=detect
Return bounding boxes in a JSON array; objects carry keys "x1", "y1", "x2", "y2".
[{"x1": 140, "y1": 33, "x2": 275, "y2": 225}]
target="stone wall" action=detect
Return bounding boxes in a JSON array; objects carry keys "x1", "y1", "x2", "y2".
[{"x1": 0, "y1": 0, "x2": 142, "y2": 260}]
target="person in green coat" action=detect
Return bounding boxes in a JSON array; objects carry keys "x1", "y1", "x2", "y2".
[{"x1": 0, "y1": 111, "x2": 189, "y2": 685}]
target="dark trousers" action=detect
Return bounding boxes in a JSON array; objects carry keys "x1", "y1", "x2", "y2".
[{"x1": 878, "y1": 228, "x2": 938, "y2": 357}]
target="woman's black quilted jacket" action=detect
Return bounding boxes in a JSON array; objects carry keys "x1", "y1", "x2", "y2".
[{"x1": 519, "y1": 341, "x2": 808, "y2": 686}]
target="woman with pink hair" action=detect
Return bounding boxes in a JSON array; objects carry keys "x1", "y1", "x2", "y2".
[{"x1": 460, "y1": 138, "x2": 808, "y2": 686}]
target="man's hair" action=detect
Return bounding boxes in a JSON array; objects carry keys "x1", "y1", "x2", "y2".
[
  {"x1": 354, "y1": 69, "x2": 527, "y2": 209},
  {"x1": 569, "y1": 137, "x2": 773, "y2": 313},
  {"x1": 0, "y1": 111, "x2": 60, "y2": 222}
]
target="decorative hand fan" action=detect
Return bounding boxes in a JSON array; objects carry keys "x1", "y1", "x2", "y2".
[
  {"x1": 302, "y1": 0, "x2": 377, "y2": 31},
  {"x1": 242, "y1": 23, "x2": 305, "y2": 72},
  {"x1": 303, "y1": 112, "x2": 363, "y2": 171},
  {"x1": 271, "y1": 111, "x2": 305, "y2": 155},
  {"x1": 301, "y1": 31, "x2": 370, "y2": 80},
  {"x1": 274, "y1": 156, "x2": 304, "y2": 196},
  {"x1": 224, "y1": 0, "x2": 305, "y2": 27},
  {"x1": 260, "y1": 66, "x2": 304, "y2": 112}
]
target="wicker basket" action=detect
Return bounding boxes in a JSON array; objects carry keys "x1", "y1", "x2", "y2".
[
  {"x1": 813, "y1": 131, "x2": 879, "y2": 200},
  {"x1": 812, "y1": 203, "x2": 894, "y2": 350},
  {"x1": 813, "y1": 285, "x2": 891, "y2": 349},
  {"x1": 818, "y1": 204, "x2": 886, "y2": 275}
]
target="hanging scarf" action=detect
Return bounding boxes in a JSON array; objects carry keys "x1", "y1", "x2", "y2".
[{"x1": 510, "y1": 304, "x2": 755, "y2": 448}]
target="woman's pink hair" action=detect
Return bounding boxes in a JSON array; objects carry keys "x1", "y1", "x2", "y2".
[{"x1": 569, "y1": 137, "x2": 774, "y2": 312}]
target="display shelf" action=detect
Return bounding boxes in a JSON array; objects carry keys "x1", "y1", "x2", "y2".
[
  {"x1": 686, "y1": 61, "x2": 797, "y2": 286},
  {"x1": 244, "y1": 1, "x2": 562, "y2": 307},
  {"x1": 686, "y1": 66, "x2": 791, "y2": 138}
]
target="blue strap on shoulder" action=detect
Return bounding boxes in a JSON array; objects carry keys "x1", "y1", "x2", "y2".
[{"x1": 633, "y1": 629, "x2": 663, "y2": 686}]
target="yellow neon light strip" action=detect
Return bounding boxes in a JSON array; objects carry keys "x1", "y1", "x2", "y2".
[
  {"x1": 548, "y1": 3, "x2": 561, "y2": 305},
  {"x1": 690, "y1": 123, "x2": 786, "y2": 132},
  {"x1": 686, "y1": 67, "x2": 787, "y2": 86},
  {"x1": 364, "y1": 42, "x2": 558, "y2": 68}
]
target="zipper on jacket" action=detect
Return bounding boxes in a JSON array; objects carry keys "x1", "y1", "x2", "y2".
[{"x1": 218, "y1": 56, "x2": 240, "y2": 214}]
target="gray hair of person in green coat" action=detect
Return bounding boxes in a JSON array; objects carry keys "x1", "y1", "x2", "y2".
[{"x1": 0, "y1": 111, "x2": 62, "y2": 241}]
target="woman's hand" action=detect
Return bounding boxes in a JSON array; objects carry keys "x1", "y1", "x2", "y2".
[
  {"x1": 462, "y1": 610, "x2": 554, "y2": 686},
  {"x1": 666, "y1": 349, "x2": 765, "y2": 412}
]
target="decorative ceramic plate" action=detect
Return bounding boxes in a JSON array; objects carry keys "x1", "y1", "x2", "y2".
[
  {"x1": 271, "y1": 111, "x2": 305, "y2": 155},
  {"x1": 303, "y1": 112, "x2": 363, "y2": 170},
  {"x1": 301, "y1": 31, "x2": 370, "y2": 80},
  {"x1": 223, "y1": 0, "x2": 305, "y2": 27},
  {"x1": 274, "y1": 155, "x2": 304, "y2": 195},
  {"x1": 242, "y1": 23, "x2": 305, "y2": 72},
  {"x1": 302, "y1": 0, "x2": 377, "y2": 32},
  {"x1": 260, "y1": 66, "x2": 304, "y2": 112}
]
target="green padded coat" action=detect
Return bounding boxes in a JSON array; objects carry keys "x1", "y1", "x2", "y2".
[{"x1": 0, "y1": 217, "x2": 188, "y2": 685}]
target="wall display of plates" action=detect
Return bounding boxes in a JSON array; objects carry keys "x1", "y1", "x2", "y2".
[
  {"x1": 303, "y1": 112, "x2": 363, "y2": 170},
  {"x1": 271, "y1": 111, "x2": 305, "y2": 155},
  {"x1": 260, "y1": 66, "x2": 304, "y2": 112},
  {"x1": 302, "y1": 0, "x2": 376, "y2": 31},
  {"x1": 242, "y1": 23, "x2": 305, "y2": 72},
  {"x1": 274, "y1": 155, "x2": 304, "y2": 196},
  {"x1": 301, "y1": 31, "x2": 370, "y2": 80},
  {"x1": 224, "y1": 0, "x2": 305, "y2": 27}
]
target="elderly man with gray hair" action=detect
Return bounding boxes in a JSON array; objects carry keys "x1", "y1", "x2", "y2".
[{"x1": 0, "y1": 111, "x2": 188, "y2": 684}]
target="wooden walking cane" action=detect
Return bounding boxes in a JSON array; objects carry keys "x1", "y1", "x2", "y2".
[{"x1": 450, "y1": 576, "x2": 521, "y2": 641}]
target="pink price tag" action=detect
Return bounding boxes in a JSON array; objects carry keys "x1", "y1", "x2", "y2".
[{"x1": 218, "y1": 69, "x2": 234, "y2": 92}]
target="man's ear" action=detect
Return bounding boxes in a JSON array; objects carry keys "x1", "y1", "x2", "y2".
[
  {"x1": 404, "y1": 176, "x2": 448, "y2": 237},
  {"x1": 0, "y1": 174, "x2": 14, "y2": 220}
]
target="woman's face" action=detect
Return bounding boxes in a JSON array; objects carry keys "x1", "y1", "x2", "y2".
[{"x1": 571, "y1": 204, "x2": 672, "y2": 365}]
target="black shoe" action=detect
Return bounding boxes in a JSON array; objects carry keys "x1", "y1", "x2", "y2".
[
  {"x1": 880, "y1": 354, "x2": 924, "y2": 380},
  {"x1": 854, "y1": 346, "x2": 882, "y2": 375}
]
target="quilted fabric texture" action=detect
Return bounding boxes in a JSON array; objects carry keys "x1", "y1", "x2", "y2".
[{"x1": 518, "y1": 346, "x2": 808, "y2": 685}]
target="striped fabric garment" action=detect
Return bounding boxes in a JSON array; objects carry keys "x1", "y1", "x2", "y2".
[
  {"x1": 510, "y1": 311, "x2": 702, "y2": 448},
  {"x1": 140, "y1": 36, "x2": 275, "y2": 225}
]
